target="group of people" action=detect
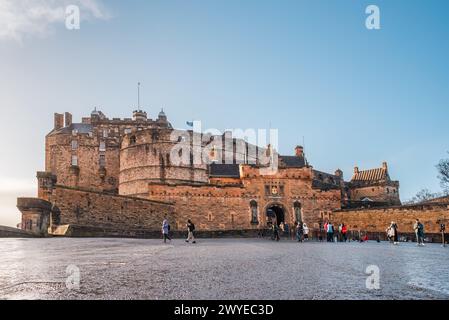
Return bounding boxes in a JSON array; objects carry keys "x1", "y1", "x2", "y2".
[
  {"x1": 161, "y1": 217, "x2": 435, "y2": 246},
  {"x1": 269, "y1": 221, "x2": 311, "y2": 242},
  {"x1": 294, "y1": 221, "x2": 310, "y2": 242},
  {"x1": 161, "y1": 218, "x2": 196, "y2": 244},
  {"x1": 322, "y1": 221, "x2": 348, "y2": 242},
  {"x1": 386, "y1": 218, "x2": 426, "y2": 246}
]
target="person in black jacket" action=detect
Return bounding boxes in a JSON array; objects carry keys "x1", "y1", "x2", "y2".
[{"x1": 186, "y1": 219, "x2": 196, "y2": 244}]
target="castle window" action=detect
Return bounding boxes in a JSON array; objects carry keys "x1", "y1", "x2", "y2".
[
  {"x1": 99, "y1": 141, "x2": 106, "y2": 152},
  {"x1": 208, "y1": 213, "x2": 212, "y2": 222},
  {"x1": 124, "y1": 128, "x2": 132, "y2": 134},
  {"x1": 129, "y1": 136, "x2": 136, "y2": 145},
  {"x1": 265, "y1": 185, "x2": 270, "y2": 195},
  {"x1": 71, "y1": 155, "x2": 78, "y2": 166},
  {"x1": 250, "y1": 200, "x2": 258, "y2": 224},
  {"x1": 72, "y1": 129, "x2": 78, "y2": 136},
  {"x1": 293, "y1": 201, "x2": 302, "y2": 223},
  {"x1": 103, "y1": 129, "x2": 108, "y2": 138},
  {"x1": 387, "y1": 188, "x2": 390, "y2": 194},
  {"x1": 99, "y1": 155, "x2": 106, "y2": 167},
  {"x1": 71, "y1": 140, "x2": 78, "y2": 150}
]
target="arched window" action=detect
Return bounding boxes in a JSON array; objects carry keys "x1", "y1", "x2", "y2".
[
  {"x1": 129, "y1": 136, "x2": 136, "y2": 145},
  {"x1": 293, "y1": 201, "x2": 302, "y2": 223},
  {"x1": 250, "y1": 200, "x2": 258, "y2": 224}
]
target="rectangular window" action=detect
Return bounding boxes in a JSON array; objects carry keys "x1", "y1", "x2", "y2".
[
  {"x1": 124, "y1": 128, "x2": 132, "y2": 134},
  {"x1": 99, "y1": 154, "x2": 106, "y2": 167},
  {"x1": 71, "y1": 140, "x2": 78, "y2": 150},
  {"x1": 71, "y1": 155, "x2": 78, "y2": 166},
  {"x1": 99, "y1": 141, "x2": 106, "y2": 152},
  {"x1": 103, "y1": 129, "x2": 108, "y2": 138}
]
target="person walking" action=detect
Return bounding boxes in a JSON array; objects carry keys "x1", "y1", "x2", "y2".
[
  {"x1": 413, "y1": 219, "x2": 425, "y2": 246},
  {"x1": 341, "y1": 223, "x2": 348, "y2": 242},
  {"x1": 284, "y1": 222, "x2": 290, "y2": 239},
  {"x1": 441, "y1": 223, "x2": 446, "y2": 247},
  {"x1": 327, "y1": 221, "x2": 334, "y2": 242},
  {"x1": 386, "y1": 224, "x2": 392, "y2": 243},
  {"x1": 303, "y1": 223, "x2": 309, "y2": 241},
  {"x1": 338, "y1": 223, "x2": 343, "y2": 242},
  {"x1": 273, "y1": 223, "x2": 280, "y2": 241},
  {"x1": 185, "y1": 219, "x2": 196, "y2": 244},
  {"x1": 162, "y1": 219, "x2": 171, "y2": 243},
  {"x1": 296, "y1": 221, "x2": 304, "y2": 242},
  {"x1": 390, "y1": 221, "x2": 399, "y2": 245}
]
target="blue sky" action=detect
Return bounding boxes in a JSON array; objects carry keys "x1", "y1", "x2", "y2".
[{"x1": 0, "y1": 0, "x2": 448, "y2": 226}]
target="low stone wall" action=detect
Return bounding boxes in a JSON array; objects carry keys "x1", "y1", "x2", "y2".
[
  {"x1": 330, "y1": 202, "x2": 449, "y2": 235},
  {"x1": 0, "y1": 225, "x2": 41, "y2": 238},
  {"x1": 51, "y1": 185, "x2": 175, "y2": 231},
  {"x1": 58, "y1": 224, "x2": 267, "y2": 238}
]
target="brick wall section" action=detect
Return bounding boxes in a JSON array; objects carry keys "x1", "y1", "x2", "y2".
[
  {"x1": 51, "y1": 185, "x2": 174, "y2": 230},
  {"x1": 119, "y1": 129, "x2": 208, "y2": 196},
  {"x1": 348, "y1": 185, "x2": 400, "y2": 205},
  {"x1": 330, "y1": 203, "x2": 449, "y2": 233},
  {"x1": 46, "y1": 129, "x2": 121, "y2": 193},
  {"x1": 148, "y1": 165, "x2": 341, "y2": 231}
]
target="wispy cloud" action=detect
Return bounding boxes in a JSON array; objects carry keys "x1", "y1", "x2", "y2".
[{"x1": 0, "y1": 0, "x2": 110, "y2": 42}]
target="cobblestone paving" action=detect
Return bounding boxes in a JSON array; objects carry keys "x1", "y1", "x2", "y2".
[{"x1": 0, "y1": 238, "x2": 448, "y2": 300}]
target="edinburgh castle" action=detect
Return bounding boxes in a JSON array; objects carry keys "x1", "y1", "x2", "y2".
[{"x1": 17, "y1": 109, "x2": 448, "y2": 238}]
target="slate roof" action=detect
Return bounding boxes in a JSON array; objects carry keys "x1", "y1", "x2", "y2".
[
  {"x1": 351, "y1": 168, "x2": 388, "y2": 182},
  {"x1": 49, "y1": 123, "x2": 93, "y2": 136},
  {"x1": 209, "y1": 163, "x2": 241, "y2": 178},
  {"x1": 279, "y1": 155, "x2": 306, "y2": 168}
]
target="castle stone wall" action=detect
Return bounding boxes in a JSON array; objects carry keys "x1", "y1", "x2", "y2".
[
  {"x1": 51, "y1": 186, "x2": 174, "y2": 231},
  {"x1": 330, "y1": 203, "x2": 449, "y2": 234}
]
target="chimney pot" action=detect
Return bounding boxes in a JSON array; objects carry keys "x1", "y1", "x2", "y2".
[
  {"x1": 65, "y1": 112, "x2": 72, "y2": 127},
  {"x1": 54, "y1": 113, "x2": 64, "y2": 130},
  {"x1": 295, "y1": 145, "x2": 304, "y2": 157}
]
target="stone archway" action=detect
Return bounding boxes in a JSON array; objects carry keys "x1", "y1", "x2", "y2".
[{"x1": 266, "y1": 203, "x2": 286, "y2": 226}]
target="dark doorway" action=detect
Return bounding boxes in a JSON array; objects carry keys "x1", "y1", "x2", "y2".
[{"x1": 266, "y1": 205, "x2": 285, "y2": 226}]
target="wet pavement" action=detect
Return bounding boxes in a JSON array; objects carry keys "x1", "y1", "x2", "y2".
[{"x1": 0, "y1": 238, "x2": 448, "y2": 300}]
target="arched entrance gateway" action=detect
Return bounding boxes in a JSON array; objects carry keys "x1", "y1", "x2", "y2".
[{"x1": 266, "y1": 204, "x2": 286, "y2": 226}]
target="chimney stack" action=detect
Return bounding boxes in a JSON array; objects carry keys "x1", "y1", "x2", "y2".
[
  {"x1": 382, "y1": 161, "x2": 388, "y2": 170},
  {"x1": 295, "y1": 145, "x2": 304, "y2": 157},
  {"x1": 65, "y1": 112, "x2": 72, "y2": 127},
  {"x1": 354, "y1": 166, "x2": 359, "y2": 174},
  {"x1": 335, "y1": 169, "x2": 343, "y2": 178},
  {"x1": 54, "y1": 113, "x2": 64, "y2": 130}
]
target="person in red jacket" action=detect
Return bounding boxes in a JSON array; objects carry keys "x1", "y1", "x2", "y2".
[{"x1": 341, "y1": 223, "x2": 348, "y2": 242}]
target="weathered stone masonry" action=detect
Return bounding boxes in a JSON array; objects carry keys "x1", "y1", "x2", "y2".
[{"x1": 17, "y1": 108, "x2": 408, "y2": 237}]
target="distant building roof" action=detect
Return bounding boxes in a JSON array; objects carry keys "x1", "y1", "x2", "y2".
[
  {"x1": 351, "y1": 167, "x2": 388, "y2": 183},
  {"x1": 279, "y1": 155, "x2": 306, "y2": 168},
  {"x1": 50, "y1": 123, "x2": 93, "y2": 135},
  {"x1": 209, "y1": 163, "x2": 240, "y2": 178}
]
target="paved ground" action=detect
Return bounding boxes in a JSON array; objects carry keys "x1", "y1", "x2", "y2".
[{"x1": 0, "y1": 238, "x2": 448, "y2": 300}]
